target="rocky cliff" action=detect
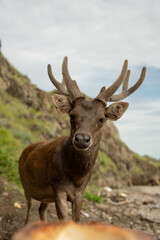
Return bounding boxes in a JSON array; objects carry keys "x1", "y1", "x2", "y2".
[{"x1": 0, "y1": 52, "x2": 160, "y2": 187}]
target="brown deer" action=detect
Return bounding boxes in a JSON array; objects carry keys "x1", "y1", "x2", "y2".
[{"x1": 19, "y1": 57, "x2": 146, "y2": 224}]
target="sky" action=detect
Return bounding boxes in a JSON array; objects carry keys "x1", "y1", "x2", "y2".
[{"x1": 0, "y1": 0, "x2": 160, "y2": 159}]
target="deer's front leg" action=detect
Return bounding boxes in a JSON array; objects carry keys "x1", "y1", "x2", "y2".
[
  {"x1": 55, "y1": 191, "x2": 68, "y2": 220},
  {"x1": 72, "y1": 191, "x2": 84, "y2": 222}
]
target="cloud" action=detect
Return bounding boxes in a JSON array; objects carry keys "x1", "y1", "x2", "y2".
[
  {"x1": 115, "y1": 98, "x2": 160, "y2": 159},
  {"x1": 0, "y1": 0, "x2": 160, "y2": 158},
  {"x1": 1, "y1": 0, "x2": 160, "y2": 68}
]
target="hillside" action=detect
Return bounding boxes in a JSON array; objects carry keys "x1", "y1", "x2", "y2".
[{"x1": 0, "y1": 52, "x2": 160, "y2": 189}]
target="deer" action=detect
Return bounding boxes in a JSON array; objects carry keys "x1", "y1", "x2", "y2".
[{"x1": 19, "y1": 57, "x2": 146, "y2": 224}]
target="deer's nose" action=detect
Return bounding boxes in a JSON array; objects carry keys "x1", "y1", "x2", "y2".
[{"x1": 74, "y1": 133, "x2": 91, "y2": 149}]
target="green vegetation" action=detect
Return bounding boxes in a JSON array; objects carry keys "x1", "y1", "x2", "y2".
[
  {"x1": 85, "y1": 191, "x2": 102, "y2": 203},
  {"x1": 9, "y1": 63, "x2": 29, "y2": 86},
  {"x1": 133, "y1": 152, "x2": 147, "y2": 161},
  {"x1": 0, "y1": 89, "x2": 54, "y2": 142},
  {"x1": 98, "y1": 150, "x2": 117, "y2": 173},
  {"x1": 133, "y1": 152, "x2": 160, "y2": 168},
  {"x1": 0, "y1": 126, "x2": 22, "y2": 185},
  {"x1": 0, "y1": 89, "x2": 56, "y2": 185},
  {"x1": 149, "y1": 161, "x2": 160, "y2": 168},
  {"x1": 131, "y1": 166, "x2": 144, "y2": 176}
]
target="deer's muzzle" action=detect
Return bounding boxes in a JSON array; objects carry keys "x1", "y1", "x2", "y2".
[{"x1": 73, "y1": 133, "x2": 91, "y2": 149}]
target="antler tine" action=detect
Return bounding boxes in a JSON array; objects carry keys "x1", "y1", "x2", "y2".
[
  {"x1": 109, "y1": 67, "x2": 146, "y2": 102},
  {"x1": 48, "y1": 64, "x2": 69, "y2": 96},
  {"x1": 96, "y1": 86, "x2": 106, "y2": 97},
  {"x1": 62, "y1": 56, "x2": 82, "y2": 100},
  {"x1": 96, "y1": 60, "x2": 128, "y2": 103},
  {"x1": 122, "y1": 70, "x2": 130, "y2": 91}
]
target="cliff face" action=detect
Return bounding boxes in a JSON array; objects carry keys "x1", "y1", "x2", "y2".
[{"x1": 0, "y1": 52, "x2": 160, "y2": 187}]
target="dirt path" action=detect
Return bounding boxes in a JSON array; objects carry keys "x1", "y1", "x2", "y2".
[{"x1": 0, "y1": 177, "x2": 160, "y2": 240}]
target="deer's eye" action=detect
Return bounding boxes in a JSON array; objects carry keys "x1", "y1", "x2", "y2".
[{"x1": 98, "y1": 118, "x2": 105, "y2": 124}]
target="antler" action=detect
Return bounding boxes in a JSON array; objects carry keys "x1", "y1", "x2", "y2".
[
  {"x1": 108, "y1": 67, "x2": 146, "y2": 102},
  {"x1": 48, "y1": 57, "x2": 82, "y2": 100},
  {"x1": 48, "y1": 64, "x2": 69, "y2": 96},
  {"x1": 96, "y1": 61, "x2": 146, "y2": 103},
  {"x1": 96, "y1": 60, "x2": 128, "y2": 103},
  {"x1": 62, "y1": 57, "x2": 82, "y2": 100}
]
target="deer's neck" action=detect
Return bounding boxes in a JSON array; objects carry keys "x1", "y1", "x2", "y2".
[{"x1": 63, "y1": 133, "x2": 102, "y2": 178}]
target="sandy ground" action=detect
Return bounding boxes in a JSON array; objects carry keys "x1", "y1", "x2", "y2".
[{"x1": 0, "y1": 177, "x2": 160, "y2": 240}]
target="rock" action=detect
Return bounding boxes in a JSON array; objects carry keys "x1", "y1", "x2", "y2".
[
  {"x1": 104, "y1": 186, "x2": 112, "y2": 193},
  {"x1": 2, "y1": 192, "x2": 9, "y2": 197},
  {"x1": 81, "y1": 211, "x2": 90, "y2": 218},
  {"x1": 152, "y1": 203, "x2": 160, "y2": 209}
]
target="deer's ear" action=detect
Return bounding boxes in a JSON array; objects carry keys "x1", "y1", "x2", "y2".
[
  {"x1": 52, "y1": 94, "x2": 72, "y2": 113},
  {"x1": 105, "y1": 102, "x2": 129, "y2": 121}
]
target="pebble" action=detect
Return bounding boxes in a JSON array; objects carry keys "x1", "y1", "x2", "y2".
[
  {"x1": 104, "y1": 186, "x2": 112, "y2": 193},
  {"x1": 2, "y1": 192, "x2": 9, "y2": 197},
  {"x1": 152, "y1": 203, "x2": 160, "y2": 209},
  {"x1": 81, "y1": 211, "x2": 90, "y2": 218},
  {"x1": 101, "y1": 213, "x2": 112, "y2": 223}
]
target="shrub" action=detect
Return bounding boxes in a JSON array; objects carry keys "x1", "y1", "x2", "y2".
[{"x1": 85, "y1": 191, "x2": 102, "y2": 203}]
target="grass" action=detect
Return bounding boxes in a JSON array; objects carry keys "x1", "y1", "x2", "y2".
[
  {"x1": 9, "y1": 62, "x2": 30, "y2": 86},
  {"x1": 149, "y1": 161, "x2": 160, "y2": 168},
  {"x1": 131, "y1": 166, "x2": 144, "y2": 176},
  {"x1": 0, "y1": 89, "x2": 55, "y2": 141},
  {"x1": 133, "y1": 152, "x2": 147, "y2": 161},
  {"x1": 98, "y1": 150, "x2": 118, "y2": 173},
  {"x1": 0, "y1": 89, "x2": 57, "y2": 185},
  {"x1": 133, "y1": 152, "x2": 160, "y2": 168},
  {"x1": 0, "y1": 126, "x2": 22, "y2": 185},
  {"x1": 85, "y1": 191, "x2": 102, "y2": 203}
]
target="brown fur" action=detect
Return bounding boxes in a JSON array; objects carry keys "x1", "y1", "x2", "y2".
[{"x1": 19, "y1": 98, "x2": 128, "y2": 223}]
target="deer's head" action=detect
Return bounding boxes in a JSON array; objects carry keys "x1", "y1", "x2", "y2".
[{"x1": 48, "y1": 57, "x2": 146, "y2": 151}]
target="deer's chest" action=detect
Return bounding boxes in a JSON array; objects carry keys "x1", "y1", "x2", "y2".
[{"x1": 51, "y1": 171, "x2": 91, "y2": 202}]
